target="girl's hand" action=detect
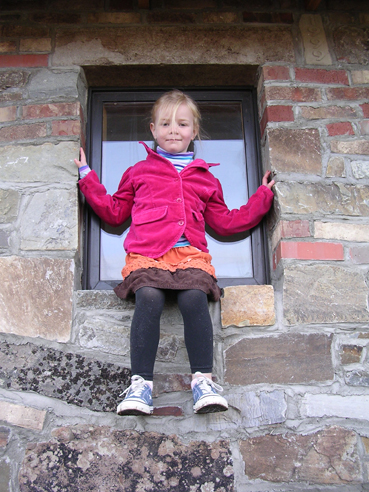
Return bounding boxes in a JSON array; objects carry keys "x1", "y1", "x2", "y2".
[
  {"x1": 74, "y1": 147, "x2": 87, "y2": 169},
  {"x1": 262, "y1": 170, "x2": 275, "y2": 190}
]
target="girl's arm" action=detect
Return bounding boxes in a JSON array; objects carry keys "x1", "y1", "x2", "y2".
[
  {"x1": 75, "y1": 148, "x2": 134, "y2": 227},
  {"x1": 204, "y1": 171, "x2": 274, "y2": 236}
]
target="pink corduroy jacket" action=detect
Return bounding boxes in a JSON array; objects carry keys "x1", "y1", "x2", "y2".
[{"x1": 78, "y1": 142, "x2": 274, "y2": 258}]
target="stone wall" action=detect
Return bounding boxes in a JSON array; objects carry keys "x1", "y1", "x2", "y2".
[{"x1": 0, "y1": 1, "x2": 369, "y2": 490}]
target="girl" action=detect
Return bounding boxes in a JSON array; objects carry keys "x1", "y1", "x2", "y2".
[{"x1": 75, "y1": 90, "x2": 274, "y2": 416}]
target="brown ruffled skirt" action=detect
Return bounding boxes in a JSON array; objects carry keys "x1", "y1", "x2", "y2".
[{"x1": 113, "y1": 246, "x2": 222, "y2": 302}]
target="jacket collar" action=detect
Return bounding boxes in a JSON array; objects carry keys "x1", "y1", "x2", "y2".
[{"x1": 140, "y1": 141, "x2": 220, "y2": 170}]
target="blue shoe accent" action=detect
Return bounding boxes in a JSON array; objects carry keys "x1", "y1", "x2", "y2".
[
  {"x1": 192, "y1": 372, "x2": 228, "y2": 414},
  {"x1": 117, "y1": 375, "x2": 153, "y2": 416}
]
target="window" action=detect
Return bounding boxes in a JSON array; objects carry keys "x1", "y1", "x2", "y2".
[{"x1": 83, "y1": 89, "x2": 270, "y2": 290}]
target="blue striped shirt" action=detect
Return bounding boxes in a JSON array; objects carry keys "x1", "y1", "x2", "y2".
[{"x1": 157, "y1": 146, "x2": 193, "y2": 248}]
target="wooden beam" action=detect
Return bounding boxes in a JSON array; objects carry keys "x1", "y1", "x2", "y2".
[{"x1": 304, "y1": 0, "x2": 322, "y2": 10}]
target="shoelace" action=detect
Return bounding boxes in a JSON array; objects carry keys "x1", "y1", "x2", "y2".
[
  {"x1": 119, "y1": 375, "x2": 148, "y2": 398},
  {"x1": 195, "y1": 376, "x2": 224, "y2": 394}
]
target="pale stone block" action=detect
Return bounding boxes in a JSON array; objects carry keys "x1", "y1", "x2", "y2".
[
  {"x1": 331, "y1": 140, "x2": 369, "y2": 155},
  {"x1": 225, "y1": 333, "x2": 333, "y2": 385},
  {"x1": 0, "y1": 142, "x2": 79, "y2": 182},
  {"x1": 362, "y1": 436, "x2": 369, "y2": 454},
  {"x1": 300, "y1": 14, "x2": 332, "y2": 65},
  {"x1": 27, "y1": 69, "x2": 81, "y2": 102},
  {"x1": 228, "y1": 390, "x2": 286, "y2": 427},
  {"x1": 0, "y1": 427, "x2": 10, "y2": 447},
  {"x1": 275, "y1": 182, "x2": 369, "y2": 217},
  {"x1": 283, "y1": 265, "x2": 369, "y2": 325},
  {"x1": 333, "y1": 25, "x2": 369, "y2": 65},
  {"x1": 271, "y1": 221, "x2": 281, "y2": 251},
  {"x1": 221, "y1": 285, "x2": 275, "y2": 327},
  {"x1": 77, "y1": 315, "x2": 131, "y2": 356},
  {"x1": 326, "y1": 156, "x2": 345, "y2": 177},
  {"x1": 0, "y1": 460, "x2": 10, "y2": 492},
  {"x1": 240, "y1": 426, "x2": 362, "y2": 483},
  {"x1": 301, "y1": 394, "x2": 369, "y2": 421},
  {"x1": 268, "y1": 128, "x2": 321, "y2": 174},
  {"x1": 351, "y1": 160, "x2": 369, "y2": 179},
  {"x1": 0, "y1": 257, "x2": 74, "y2": 342},
  {"x1": 352, "y1": 70, "x2": 369, "y2": 85},
  {"x1": 0, "y1": 401, "x2": 46, "y2": 430},
  {"x1": 314, "y1": 221, "x2": 369, "y2": 242},
  {"x1": 0, "y1": 189, "x2": 20, "y2": 224},
  {"x1": 20, "y1": 188, "x2": 78, "y2": 251},
  {"x1": 53, "y1": 26, "x2": 294, "y2": 66}
]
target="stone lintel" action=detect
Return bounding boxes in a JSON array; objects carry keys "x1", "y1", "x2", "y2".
[{"x1": 53, "y1": 26, "x2": 295, "y2": 66}]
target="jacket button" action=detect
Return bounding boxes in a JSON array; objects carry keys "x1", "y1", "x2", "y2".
[
  {"x1": 178, "y1": 220, "x2": 184, "y2": 226},
  {"x1": 176, "y1": 198, "x2": 182, "y2": 202}
]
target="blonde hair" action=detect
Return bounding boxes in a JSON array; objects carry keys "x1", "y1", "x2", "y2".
[{"x1": 151, "y1": 90, "x2": 202, "y2": 152}]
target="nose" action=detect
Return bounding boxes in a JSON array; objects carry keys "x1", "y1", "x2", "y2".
[{"x1": 169, "y1": 124, "x2": 179, "y2": 134}]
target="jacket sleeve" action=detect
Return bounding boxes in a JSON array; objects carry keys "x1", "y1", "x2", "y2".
[
  {"x1": 78, "y1": 167, "x2": 134, "y2": 227},
  {"x1": 204, "y1": 180, "x2": 274, "y2": 236}
]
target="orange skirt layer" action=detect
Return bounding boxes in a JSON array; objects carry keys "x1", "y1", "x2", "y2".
[{"x1": 121, "y1": 246, "x2": 216, "y2": 279}]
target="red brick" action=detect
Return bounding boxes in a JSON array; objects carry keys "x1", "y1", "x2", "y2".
[
  {"x1": 361, "y1": 103, "x2": 369, "y2": 118},
  {"x1": 326, "y1": 87, "x2": 369, "y2": 101},
  {"x1": 51, "y1": 120, "x2": 81, "y2": 136},
  {"x1": 152, "y1": 406, "x2": 183, "y2": 416},
  {"x1": 23, "y1": 103, "x2": 79, "y2": 119},
  {"x1": 260, "y1": 105, "x2": 294, "y2": 136},
  {"x1": 265, "y1": 86, "x2": 322, "y2": 102},
  {"x1": 0, "y1": 123, "x2": 47, "y2": 142},
  {"x1": 262, "y1": 65, "x2": 290, "y2": 81},
  {"x1": 295, "y1": 68, "x2": 349, "y2": 85},
  {"x1": 0, "y1": 54, "x2": 48, "y2": 68},
  {"x1": 326, "y1": 122, "x2": 355, "y2": 136},
  {"x1": 281, "y1": 220, "x2": 310, "y2": 238},
  {"x1": 274, "y1": 241, "x2": 344, "y2": 267}
]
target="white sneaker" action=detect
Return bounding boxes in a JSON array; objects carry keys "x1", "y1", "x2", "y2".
[
  {"x1": 117, "y1": 375, "x2": 153, "y2": 416},
  {"x1": 192, "y1": 372, "x2": 228, "y2": 414}
]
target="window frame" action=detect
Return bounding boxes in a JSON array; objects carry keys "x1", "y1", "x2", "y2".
[{"x1": 82, "y1": 88, "x2": 270, "y2": 291}]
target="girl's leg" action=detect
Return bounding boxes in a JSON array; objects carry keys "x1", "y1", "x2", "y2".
[
  {"x1": 177, "y1": 289, "x2": 213, "y2": 374},
  {"x1": 177, "y1": 288, "x2": 228, "y2": 414},
  {"x1": 130, "y1": 286, "x2": 166, "y2": 380}
]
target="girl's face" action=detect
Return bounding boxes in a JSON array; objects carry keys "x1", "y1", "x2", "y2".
[{"x1": 150, "y1": 103, "x2": 197, "y2": 154}]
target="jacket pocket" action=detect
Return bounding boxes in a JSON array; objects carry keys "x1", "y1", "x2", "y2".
[
  {"x1": 132, "y1": 206, "x2": 168, "y2": 225},
  {"x1": 192, "y1": 211, "x2": 205, "y2": 222}
]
